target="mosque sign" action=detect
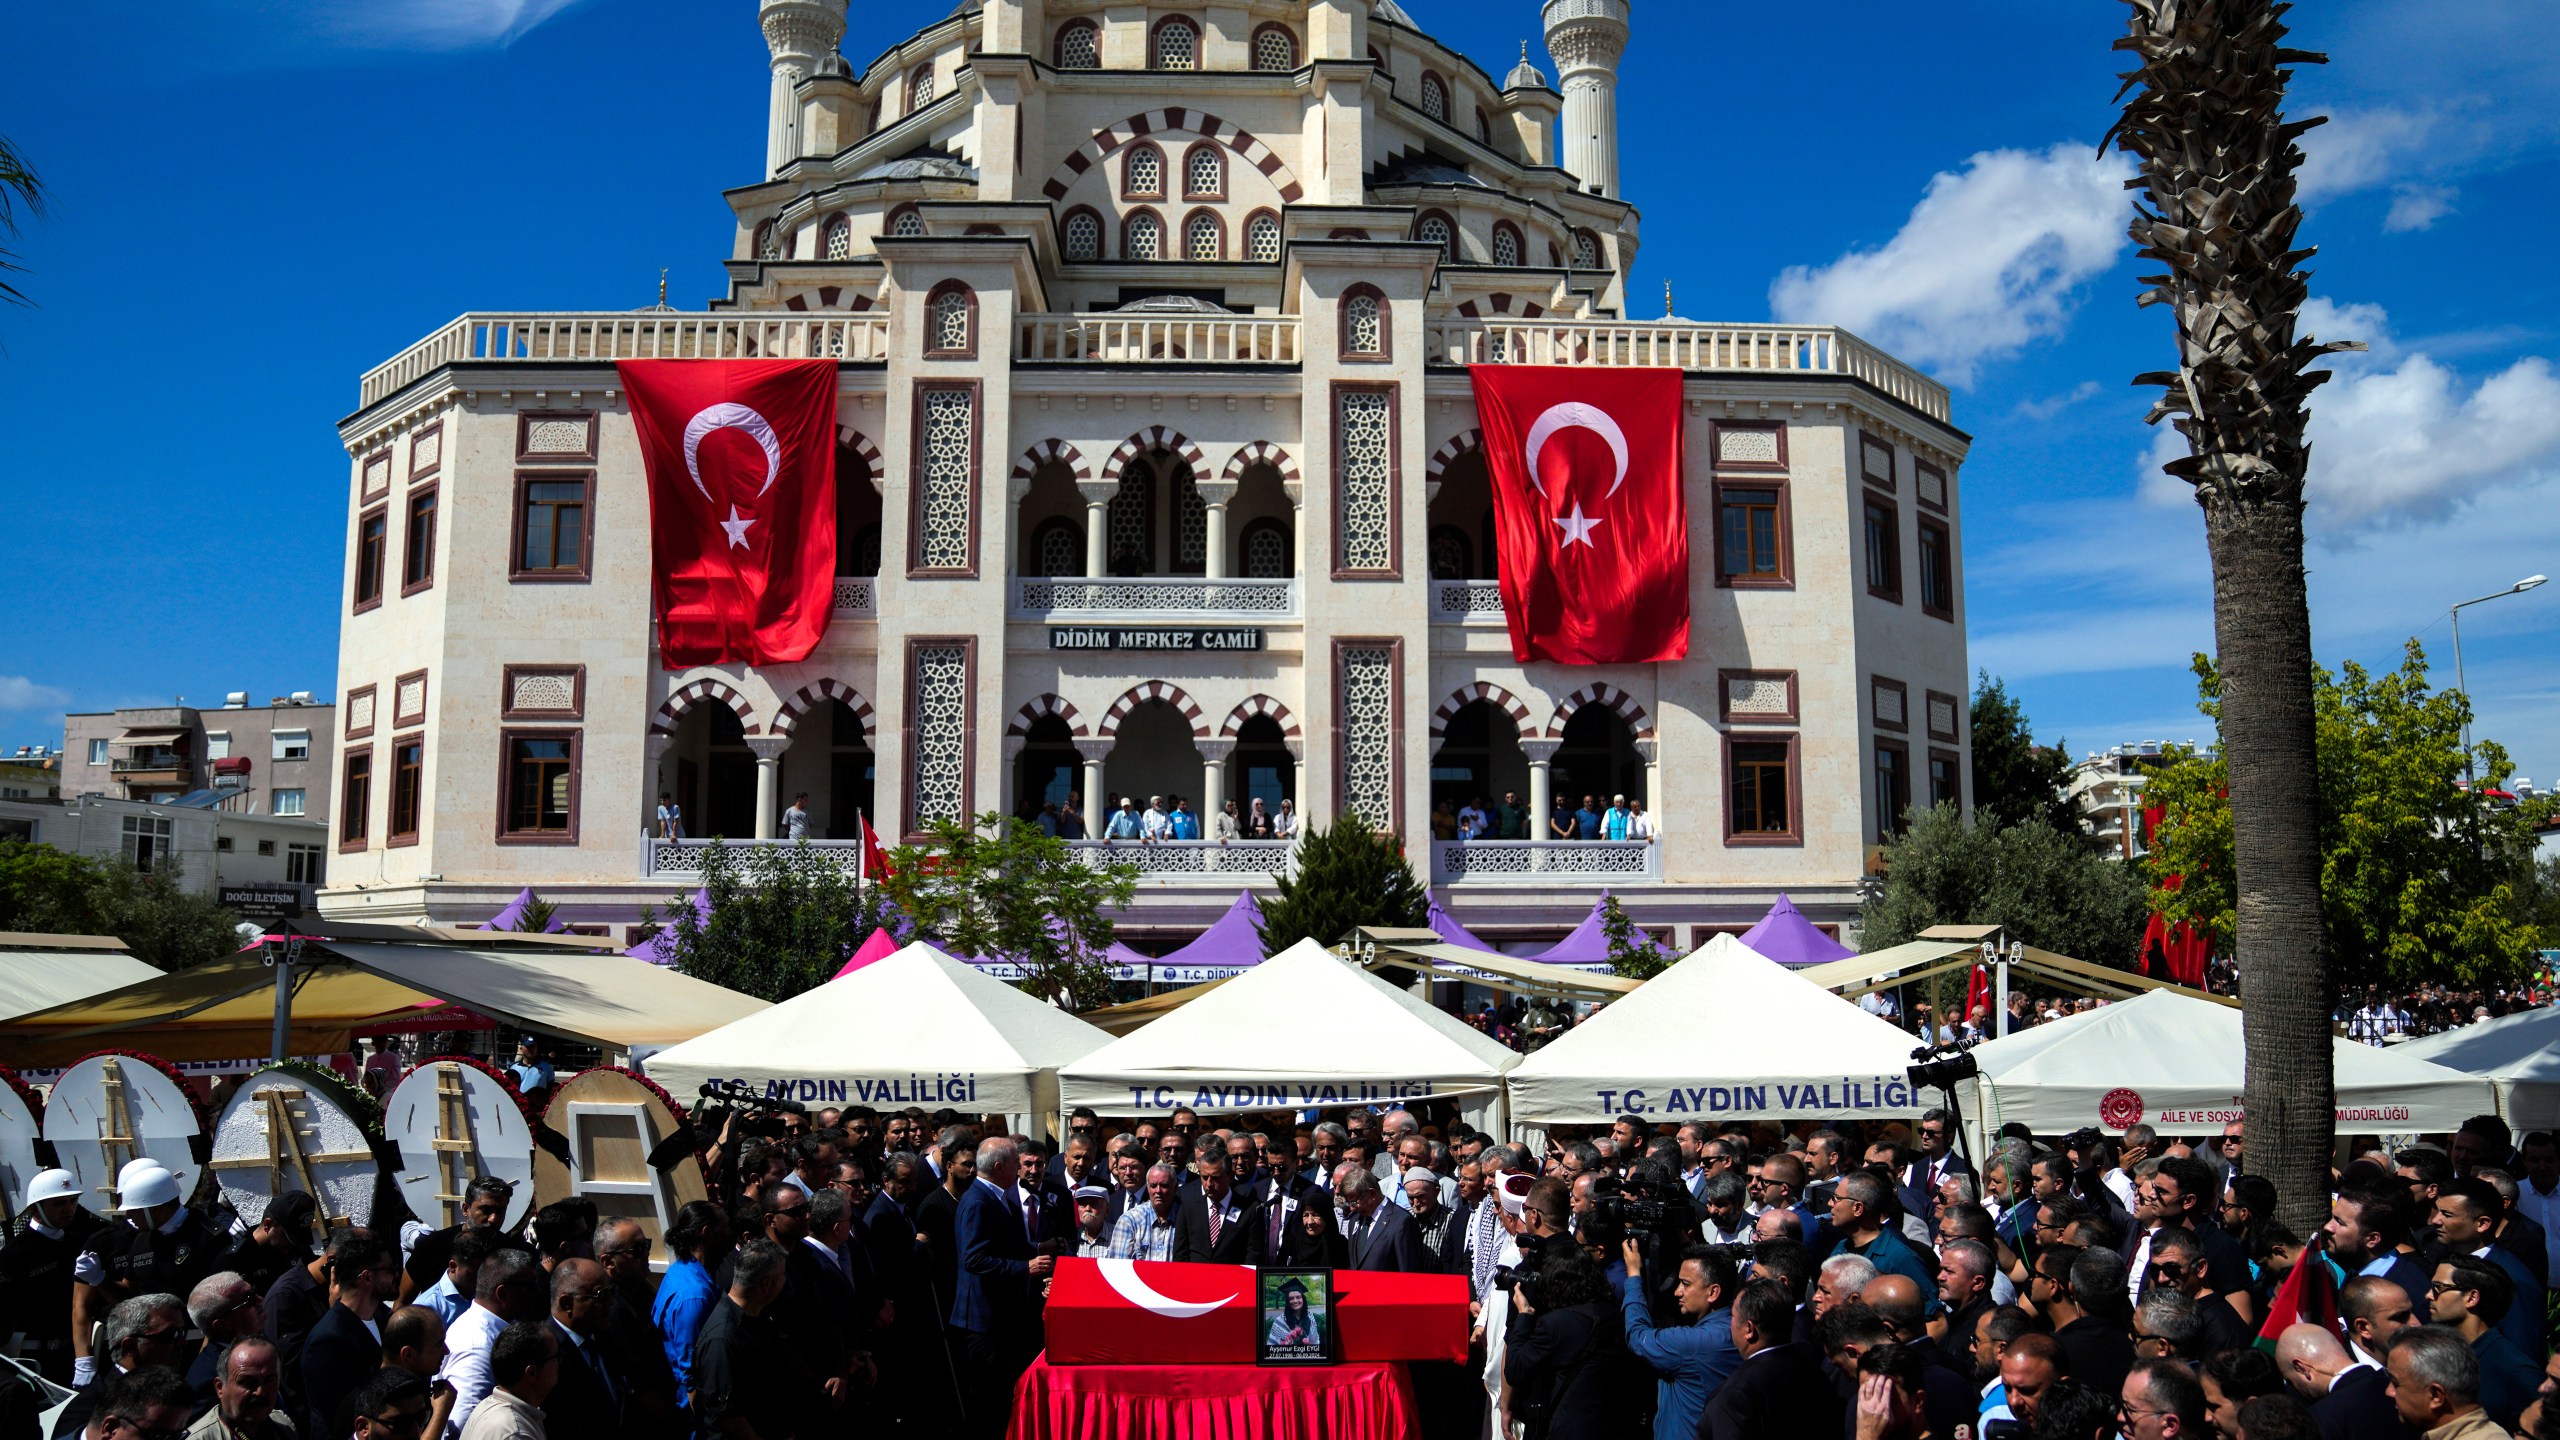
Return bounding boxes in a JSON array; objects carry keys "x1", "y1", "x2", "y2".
[{"x1": 1049, "y1": 627, "x2": 1265, "y2": 652}]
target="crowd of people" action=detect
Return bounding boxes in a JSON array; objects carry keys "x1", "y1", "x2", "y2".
[
  {"x1": 2342, "y1": 985, "x2": 2553, "y2": 1045},
  {"x1": 14, "y1": 1088, "x2": 2560, "y2": 1440},
  {"x1": 1429, "y1": 793, "x2": 1660, "y2": 844}
]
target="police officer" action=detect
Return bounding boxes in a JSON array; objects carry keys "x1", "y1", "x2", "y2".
[
  {"x1": 0, "y1": 1169, "x2": 100, "y2": 1384},
  {"x1": 70, "y1": 1166, "x2": 225, "y2": 1386}
]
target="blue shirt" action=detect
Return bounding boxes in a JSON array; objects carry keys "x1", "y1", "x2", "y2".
[
  {"x1": 1573, "y1": 807, "x2": 1603, "y2": 838},
  {"x1": 1168, "y1": 810, "x2": 1200, "y2": 840},
  {"x1": 1833, "y1": 1228, "x2": 1941, "y2": 1313},
  {"x1": 1106, "y1": 809, "x2": 1144, "y2": 839},
  {"x1": 419, "y1": 1273, "x2": 469, "y2": 1327},
  {"x1": 1618, "y1": 1277, "x2": 1739, "y2": 1440},
  {"x1": 651, "y1": 1257, "x2": 719, "y2": 1404},
  {"x1": 1603, "y1": 807, "x2": 1633, "y2": 840}
]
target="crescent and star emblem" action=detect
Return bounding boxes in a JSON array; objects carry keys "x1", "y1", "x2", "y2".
[
  {"x1": 1094, "y1": 1258, "x2": 1242, "y2": 1319},
  {"x1": 682, "y1": 402, "x2": 784, "y2": 549},
  {"x1": 1521, "y1": 401, "x2": 1629, "y2": 550}
]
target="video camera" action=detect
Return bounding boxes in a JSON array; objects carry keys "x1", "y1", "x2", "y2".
[
  {"x1": 692, "y1": 1079, "x2": 809, "y2": 1140},
  {"x1": 1593, "y1": 1174, "x2": 1676, "y2": 1233},
  {"x1": 1490, "y1": 1232, "x2": 1550, "y2": 1304}
]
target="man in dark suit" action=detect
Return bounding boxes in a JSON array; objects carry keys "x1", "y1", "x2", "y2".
[
  {"x1": 540, "y1": 1259, "x2": 629, "y2": 1440},
  {"x1": 1900, "y1": 1109, "x2": 1975, "y2": 1230},
  {"x1": 1174, "y1": 1156, "x2": 1264, "y2": 1265},
  {"x1": 1702, "y1": 1278, "x2": 1839, "y2": 1440},
  {"x1": 1015, "y1": 1139, "x2": 1077, "y2": 1249},
  {"x1": 300, "y1": 1239, "x2": 393, "y2": 1440},
  {"x1": 953, "y1": 1138, "x2": 1050, "y2": 1440},
  {"x1": 1335, "y1": 1166, "x2": 1425, "y2": 1273},
  {"x1": 590, "y1": 1220, "x2": 679, "y2": 1440},
  {"x1": 2270, "y1": 1322, "x2": 2414, "y2": 1440},
  {"x1": 1101, "y1": 1146, "x2": 1150, "y2": 1224}
]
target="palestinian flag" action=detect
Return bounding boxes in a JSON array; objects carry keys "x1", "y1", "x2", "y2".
[{"x1": 2254, "y1": 1246, "x2": 2344, "y2": 1352}]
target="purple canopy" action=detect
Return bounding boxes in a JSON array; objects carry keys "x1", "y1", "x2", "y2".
[
  {"x1": 1426, "y1": 897, "x2": 1498, "y2": 953},
  {"x1": 480, "y1": 886, "x2": 567, "y2": 934},
  {"x1": 1526, "y1": 893, "x2": 1671, "y2": 974},
  {"x1": 624, "y1": 887, "x2": 709, "y2": 965},
  {"x1": 1737, "y1": 893, "x2": 1857, "y2": 966},
  {"x1": 1149, "y1": 891, "x2": 1273, "y2": 970}
]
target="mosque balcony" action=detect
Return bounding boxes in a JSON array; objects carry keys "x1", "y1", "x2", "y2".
[
  {"x1": 832, "y1": 576, "x2": 878, "y2": 620},
  {"x1": 1014, "y1": 313, "x2": 1301, "y2": 365},
  {"x1": 1012, "y1": 576, "x2": 1298, "y2": 621},
  {"x1": 1066, "y1": 838, "x2": 1298, "y2": 880},
  {"x1": 642, "y1": 837, "x2": 866, "y2": 882},
  {"x1": 1429, "y1": 579, "x2": 1505, "y2": 625},
  {"x1": 1425, "y1": 320, "x2": 1950, "y2": 425},
  {"x1": 1431, "y1": 840, "x2": 1660, "y2": 885},
  {"x1": 361, "y1": 313, "x2": 894, "y2": 408}
]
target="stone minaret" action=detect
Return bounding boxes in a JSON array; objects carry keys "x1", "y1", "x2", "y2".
[
  {"x1": 759, "y1": 0, "x2": 847, "y2": 177},
  {"x1": 1540, "y1": 0, "x2": 1629, "y2": 198}
]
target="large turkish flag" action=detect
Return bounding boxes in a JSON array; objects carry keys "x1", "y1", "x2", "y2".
[
  {"x1": 1469, "y1": 365, "x2": 1688, "y2": 664},
  {"x1": 619, "y1": 359, "x2": 838, "y2": 668}
]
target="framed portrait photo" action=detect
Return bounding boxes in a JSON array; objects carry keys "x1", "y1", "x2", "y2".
[{"x1": 1255, "y1": 1266, "x2": 1337, "y2": 1366}]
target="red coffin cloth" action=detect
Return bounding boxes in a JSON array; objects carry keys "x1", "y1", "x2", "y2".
[
  {"x1": 1044, "y1": 1259, "x2": 1469, "y2": 1366},
  {"x1": 1008, "y1": 1355, "x2": 1417, "y2": 1440}
]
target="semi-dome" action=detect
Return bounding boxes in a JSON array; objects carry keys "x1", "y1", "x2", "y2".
[
  {"x1": 1372, "y1": 0, "x2": 1418, "y2": 25},
  {"x1": 856, "y1": 147, "x2": 976, "y2": 182}
]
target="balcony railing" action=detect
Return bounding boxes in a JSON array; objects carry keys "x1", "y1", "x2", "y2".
[
  {"x1": 1015, "y1": 576, "x2": 1297, "y2": 619},
  {"x1": 1425, "y1": 320, "x2": 1949, "y2": 424},
  {"x1": 110, "y1": 756, "x2": 191, "y2": 775},
  {"x1": 1068, "y1": 839, "x2": 1297, "y2": 878},
  {"x1": 1016, "y1": 314, "x2": 1300, "y2": 364},
  {"x1": 1431, "y1": 840, "x2": 1660, "y2": 884},
  {"x1": 833, "y1": 576, "x2": 878, "y2": 619},
  {"x1": 1429, "y1": 579, "x2": 1505, "y2": 624},
  {"x1": 642, "y1": 835, "x2": 1295, "y2": 883},
  {"x1": 361, "y1": 313, "x2": 896, "y2": 407}
]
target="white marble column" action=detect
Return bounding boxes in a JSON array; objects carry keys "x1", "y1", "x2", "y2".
[
  {"x1": 746, "y1": 735, "x2": 792, "y2": 840},
  {"x1": 1198, "y1": 738, "x2": 1233, "y2": 835},
  {"x1": 1522, "y1": 738, "x2": 1559, "y2": 840},
  {"x1": 1084, "y1": 501, "x2": 1110, "y2": 578},
  {"x1": 1203, "y1": 504, "x2": 1231, "y2": 579},
  {"x1": 1076, "y1": 738, "x2": 1112, "y2": 833}
]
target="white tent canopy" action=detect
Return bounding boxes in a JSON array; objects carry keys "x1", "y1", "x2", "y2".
[
  {"x1": 642, "y1": 941, "x2": 1112, "y2": 1117},
  {"x1": 1059, "y1": 939, "x2": 1521, "y2": 1130},
  {"x1": 1507, "y1": 934, "x2": 1931, "y2": 1125},
  {"x1": 0, "y1": 945, "x2": 159, "y2": 1022},
  {"x1": 1955, "y1": 989, "x2": 2496, "y2": 1142},
  {"x1": 2396, "y1": 1008, "x2": 2560, "y2": 1130}
]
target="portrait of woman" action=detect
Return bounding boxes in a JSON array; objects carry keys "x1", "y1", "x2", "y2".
[{"x1": 1257, "y1": 1270, "x2": 1333, "y2": 1364}]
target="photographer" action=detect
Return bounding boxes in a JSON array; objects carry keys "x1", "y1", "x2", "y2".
[
  {"x1": 1504, "y1": 1248, "x2": 1643, "y2": 1440},
  {"x1": 1617, "y1": 1239, "x2": 1741, "y2": 1440}
]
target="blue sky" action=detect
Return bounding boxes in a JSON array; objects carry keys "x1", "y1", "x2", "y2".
[{"x1": 3, "y1": 0, "x2": 2556, "y2": 785}]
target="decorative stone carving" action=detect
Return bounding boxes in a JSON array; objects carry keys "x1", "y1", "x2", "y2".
[
  {"x1": 916, "y1": 388, "x2": 975, "y2": 570},
  {"x1": 524, "y1": 418, "x2": 590, "y2": 455},
  {"x1": 1337, "y1": 645, "x2": 1396, "y2": 826},
  {"x1": 510, "y1": 672, "x2": 576, "y2": 714},
  {"x1": 910, "y1": 644, "x2": 969, "y2": 826},
  {"x1": 1337, "y1": 390, "x2": 1394, "y2": 571},
  {"x1": 1727, "y1": 676, "x2": 1791, "y2": 717}
]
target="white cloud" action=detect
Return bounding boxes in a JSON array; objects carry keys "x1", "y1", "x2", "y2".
[
  {"x1": 1768, "y1": 144, "x2": 2132, "y2": 387},
  {"x1": 308, "y1": 0, "x2": 588, "y2": 49},
  {"x1": 2383, "y1": 184, "x2": 2457, "y2": 232},
  {"x1": 2296, "y1": 106, "x2": 2438, "y2": 201},
  {"x1": 0, "y1": 676, "x2": 70, "y2": 712},
  {"x1": 2012, "y1": 380, "x2": 2104, "y2": 422}
]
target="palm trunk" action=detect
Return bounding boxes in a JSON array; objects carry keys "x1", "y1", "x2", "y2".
[{"x1": 2205, "y1": 494, "x2": 2331, "y2": 1232}]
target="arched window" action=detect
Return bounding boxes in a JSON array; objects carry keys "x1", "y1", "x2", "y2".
[
  {"x1": 1173, "y1": 465, "x2": 1207, "y2": 572},
  {"x1": 1491, "y1": 221, "x2": 1523, "y2": 267},
  {"x1": 1476, "y1": 110, "x2": 1492, "y2": 146},
  {"x1": 1244, "y1": 210, "x2": 1282, "y2": 263},
  {"x1": 887, "y1": 204, "x2": 925, "y2": 238},
  {"x1": 753, "y1": 219, "x2": 780, "y2": 261},
  {"x1": 868, "y1": 93, "x2": 884, "y2": 135},
  {"x1": 1239, "y1": 517, "x2": 1292, "y2": 578},
  {"x1": 1419, "y1": 72, "x2": 1449, "y2": 122},
  {"x1": 1340, "y1": 286, "x2": 1387, "y2": 359},
  {"x1": 1123, "y1": 209, "x2": 1164, "y2": 261},
  {"x1": 1183, "y1": 143, "x2": 1223, "y2": 199},
  {"x1": 926, "y1": 281, "x2": 975, "y2": 356},
  {"x1": 1031, "y1": 518, "x2": 1084, "y2": 577},
  {"x1": 1573, "y1": 228, "x2": 1602, "y2": 269},
  {"x1": 1053, "y1": 20, "x2": 1099, "y2": 69},
  {"x1": 1061, "y1": 206, "x2": 1103, "y2": 262},
  {"x1": 908, "y1": 64, "x2": 936, "y2": 110},
  {"x1": 1416, "y1": 211, "x2": 1455, "y2": 260},
  {"x1": 1123, "y1": 142, "x2": 1165, "y2": 199},
  {"x1": 1367, "y1": 45, "x2": 1385, "y2": 71},
  {"x1": 1182, "y1": 209, "x2": 1223, "y2": 261},
  {"x1": 1151, "y1": 16, "x2": 1198, "y2": 70},
  {"x1": 1108, "y1": 460, "x2": 1154, "y2": 572},
  {"x1": 821, "y1": 212, "x2": 853, "y2": 261},
  {"x1": 1252, "y1": 24, "x2": 1296, "y2": 71}
]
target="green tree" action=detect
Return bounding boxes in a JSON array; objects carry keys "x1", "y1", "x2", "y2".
[
  {"x1": 1860, "y1": 804, "x2": 2150, "y2": 970},
  {"x1": 2143, "y1": 643, "x2": 2555, "y2": 993},
  {"x1": 1599, "y1": 893, "x2": 1669, "y2": 981},
  {"x1": 2510, "y1": 854, "x2": 2560, "y2": 950},
  {"x1": 0, "y1": 133, "x2": 42, "y2": 308},
  {"x1": 661, "y1": 841, "x2": 891, "y2": 1004},
  {"x1": 513, "y1": 897, "x2": 558, "y2": 933},
  {"x1": 1256, "y1": 816, "x2": 1427, "y2": 955},
  {"x1": 1969, "y1": 674, "x2": 2081, "y2": 837},
  {"x1": 878, "y1": 812, "x2": 1137, "y2": 1013},
  {"x1": 0, "y1": 840, "x2": 242, "y2": 971}
]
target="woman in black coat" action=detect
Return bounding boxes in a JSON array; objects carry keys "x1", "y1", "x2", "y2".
[{"x1": 1502, "y1": 1250, "x2": 1647, "y2": 1440}]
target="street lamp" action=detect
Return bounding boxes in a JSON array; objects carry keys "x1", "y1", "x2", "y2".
[{"x1": 2449, "y1": 574, "x2": 2549, "y2": 787}]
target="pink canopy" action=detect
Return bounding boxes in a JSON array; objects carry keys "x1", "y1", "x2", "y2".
[
  {"x1": 1737, "y1": 893, "x2": 1857, "y2": 966},
  {"x1": 833, "y1": 926, "x2": 902, "y2": 978}
]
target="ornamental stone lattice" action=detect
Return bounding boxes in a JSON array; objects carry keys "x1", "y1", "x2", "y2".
[
  {"x1": 909, "y1": 645, "x2": 969, "y2": 826},
  {"x1": 915, "y1": 389, "x2": 974, "y2": 570},
  {"x1": 1336, "y1": 391, "x2": 1395, "y2": 570},
  {"x1": 1338, "y1": 645, "x2": 1396, "y2": 825}
]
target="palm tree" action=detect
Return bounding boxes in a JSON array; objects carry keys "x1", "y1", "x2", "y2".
[
  {"x1": 0, "y1": 133, "x2": 44, "y2": 307},
  {"x1": 2107, "y1": 0, "x2": 2361, "y2": 1233}
]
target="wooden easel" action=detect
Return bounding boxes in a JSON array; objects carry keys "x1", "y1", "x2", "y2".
[
  {"x1": 95, "y1": 1059, "x2": 137, "y2": 1209},
  {"x1": 431, "y1": 1063, "x2": 482, "y2": 1227},
  {"x1": 209, "y1": 1085, "x2": 366, "y2": 1246}
]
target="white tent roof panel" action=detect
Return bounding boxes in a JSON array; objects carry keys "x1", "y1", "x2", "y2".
[{"x1": 2395, "y1": 1007, "x2": 2560, "y2": 1130}]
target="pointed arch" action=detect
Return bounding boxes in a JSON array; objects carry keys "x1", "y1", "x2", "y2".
[
  {"x1": 1427, "y1": 429, "x2": 1483, "y2": 480},
  {"x1": 771, "y1": 679, "x2": 875, "y2": 740},
  {"x1": 651, "y1": 675, "x2": 758, "y2": 737},
  {"x1": 1453, "y1": 293, "x2": 1548, "y2": 320},
  {"x1": 1219, "y1": 440, "x2": 1301, "y2": 487},
  {"x1": 1006, "y1": 693, "x2": 1088, "y2": 739},
  {"x1": 1548, "y1": 682, "x2": 1654, "y2": 740},
  {"x1": 1218, "y1": 694, "x2": 1301, "y2": 742},
  {"x1": 1011, "y1": 438, "x2": 1091, "y2": 486},
  {"x1": 1102, "y1": 425, "x2": 1207, "y2": 485},
  {"x1": 1430, "y1": 681, "x2": 1535, "y2": 743},
  {"x1": 1040, "y1": 108, "x2": 1307, "y2": 207},
  {"x1": 1098, "y1": 681, "x2": 1209, "y2": 740}
]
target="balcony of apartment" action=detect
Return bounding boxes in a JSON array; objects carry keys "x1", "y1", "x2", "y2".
[
  {"x1": 109, "y1": 734, "x2": 194, "y2": 789},
  {"x1": 639, "y1": 835, "x2": 1298, "y2": 885}
]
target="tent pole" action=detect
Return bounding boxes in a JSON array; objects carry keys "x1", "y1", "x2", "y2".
[
  {"x1": 1994, "y1": 945, "x2": 2010, "y2": 1039},
  {"x1": 269, "y1": 933, "x2": 300, "y2": 1063}
]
